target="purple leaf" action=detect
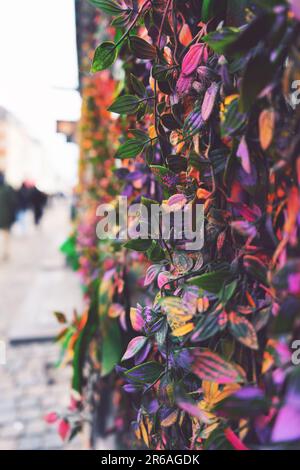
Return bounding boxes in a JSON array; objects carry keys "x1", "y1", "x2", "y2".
[
  {"x1": 271, "y1": 403, "x2": 300, "y2": 442},
  {"x1": 290, "y1": 0, "x2": 300, "y2": 21},
  {"x1": 134, "y1": 341, "x2": 152, "y2": 365},
  {"x1": 122, "y1": 336, "x2": 148, "y2": 361},
  {"x1": 202, "y1": 82, "x2": 219, "y2": 121},
  {"x1": 144, "y1": 264, "x2": 161, "y2": 287},
  {"x1": 178, "y1": 401, "x2": 212, "y2": 423}
]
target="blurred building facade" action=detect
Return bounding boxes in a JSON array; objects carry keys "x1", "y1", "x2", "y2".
[{"x1": 0, "y1": 106, "x2": 48, "y2": 189}]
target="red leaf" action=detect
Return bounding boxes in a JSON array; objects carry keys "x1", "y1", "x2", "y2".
[
  {"x1": 58, "y1": 419, "x2": 70, "y2": 441},
  {"x1": 224, "y1": 427, "x2": 249, "y2": 450}
]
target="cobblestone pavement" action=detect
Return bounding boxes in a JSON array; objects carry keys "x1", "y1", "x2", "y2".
[{"x1": 0, "y1": 200, "x2": 85, "y2": 450}]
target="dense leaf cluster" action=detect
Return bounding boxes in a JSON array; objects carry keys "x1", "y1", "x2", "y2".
[{"x1": 58, "y1": 0, "x2": 300, "y2": 450}]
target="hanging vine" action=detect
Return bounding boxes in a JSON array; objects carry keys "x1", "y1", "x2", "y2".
[{"x1": 52, "y1": 0, "x2": 300, "y2": 450}]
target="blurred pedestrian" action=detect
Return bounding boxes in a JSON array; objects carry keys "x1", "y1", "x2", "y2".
[
  {"x1": 16, "y1": 182, "x2": 31, "y2": 233},
  {"x1": 31, "y1": 186, "x2": 47, "y2": 226},
  {"x1": 0, "y1": 172, "x2": 17, "y2": 261}
]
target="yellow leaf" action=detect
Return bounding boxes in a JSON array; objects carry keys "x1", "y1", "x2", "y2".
[
  {"x1": 200, "y1": 422, "x2": 219, "y2": 439},
  {"x1": 210, "y1": 384, "x2": 240, "y2": 405},
  {"x1": 203, "y1": 381, "x2": 219, "y2": 402},
  {"x1": 149, "y1": 125, "x2": 157, "y2": 140},
  {"x1": 172, "y1": 322, "x2": 194, "y2": 337},
  {"x1": 161, "y1": 410, "x2": 179, "y2": 427},
  {"x1": 140, "y1": 420, "x2": 149, "y2": 448}
]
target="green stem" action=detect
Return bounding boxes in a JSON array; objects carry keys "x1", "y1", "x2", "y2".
[{"x1": 114, "y1": 0, "x2": 151, "y2": 50}]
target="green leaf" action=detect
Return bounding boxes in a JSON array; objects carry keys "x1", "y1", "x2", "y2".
[
  {"x1": 72, "y1": 299, "x2": 97, "y2": 392},
  {"x1": 202, "y1": 0, "x2": 227, "y2": 23},
  {"x1": 192, "y1": 349, "x2": 246, "y2": 384},
  {"x1": 243, "y1": 255, "x2": 268, "y2": 285},
  {"x1": 101, "y1": 319, "x2": 122, "y2": 376},
  {"x1": 147, "y1": 241, "x2": 166, "y2": 262},
  {"x1": 203, "y1": 28, "x2": 240, "y2": 55},
  {"x1": 219, "y1": 280, "x2": 238, "y2": 305},
  {"x1": 152, "y1": 64, "x2": 173, "y2": 81},
  {"x1": 192, "y1": 310, "x2": 226, "y2": 343},
  {"x1": 141, "y1": 196, "x2": 159, "y2": 208},
  {"x1": 91, "y1": 41, "x2": 117, "y2": 72},
  {"x1": 209, "y1": 148, "x2": 229, "y2": 175},
  {"x1": 88, "y1": 0, "x2": 126, "y2": 15},
  {"x1": 188, "y1": 269, "x2": 232, "y2": 294},
  {"x1": 125, "y1": 361, "x2": 164, "y2": 384},
  {"x1": 150, "y1": 165, "x2": 178, "y2": 190},
  {"x1": 229, "y1": 312, "x2": 259, "y2": 350},
  {"x1": 108, "y1": 95, "x2": 140, "y2": 114},
  {"x1": 60, "y1": 235, "x2": 79, "y2": 271},
  {"x1": 129, "y1": 35, "x2": 157, "y2": 60},
  {"x1": 130, "y1": 73, "x2": 146, "y2": 98},
  {"x1": 129, "y1": 129, "x2": 149, "y2": 143},
  {"x1": 221, "y1": 97, "x2": 246, "y2": 137},
  {"x1": 115, "y1": 139, "x2": 146, "y2": 159},
  {"x1": 124, "y1": 239, "x2": 152, "y2": 252},
  {"x1": 239, "y1": 53, "x2": 277, "y2": 113},
  {"x1": 183, "y1": 105, "x2": 205, "y2": 138}
]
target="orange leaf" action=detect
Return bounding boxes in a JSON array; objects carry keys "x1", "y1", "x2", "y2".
[
  {"x1": 259, "y1": 108, "x2": 275, "y2": 150},
  {"x1": 179, "y1": 24, "x2": 193, "y2": 46}
]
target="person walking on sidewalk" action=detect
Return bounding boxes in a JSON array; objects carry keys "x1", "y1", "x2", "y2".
[{"x1": 0, "y1": 172, "x2": 17, "y2": 261}]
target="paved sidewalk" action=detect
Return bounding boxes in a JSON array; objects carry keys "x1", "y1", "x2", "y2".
[{"x1": 0, "y1": 199, "x2": 85, "y2": 450}]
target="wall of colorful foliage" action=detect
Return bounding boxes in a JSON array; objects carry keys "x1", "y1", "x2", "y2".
[{"x1": 57, "y1": 0, "x2": 300, "y2": 450}]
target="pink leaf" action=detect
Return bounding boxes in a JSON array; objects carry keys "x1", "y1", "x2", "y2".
[
  {"x1": 122, "y1": 336, "x2": 148, "y2": 361},
  {"x1": 176, "y1": 73, "x2": 193, "y2": 96},
  {"x1": 130, "y1": 305, "x2": 145, "y2": 332},
  {"x1": 182, "y1": 43, "x2": 208, "y2": 76},
  {"x1": 166, "y1": 193, "x2": 187, "y2": 209},
  {"x1": 192, "y1": 349, "x2": 246, "y2": 384},
  {"x1": 288, "y1": 273, "x2": 300, "y2": 295},
  {"x1": 231, "y1": 221, "x2": 257, "y2": 238},
  {"x1": 58, "y1": 419, "x2": 70, "y2": 441},
  {"x1": 44, "y1": 412, "x2": 58, "y2": 424},
  {"x1": 157, "y1": 272, "x2": 171, "y2": 290},
  {"x1": 178, "y1": 401, "x2": 212, "y2": 424},
  {"x1": 237, "y1": 136, "x2": 251, "y2": 174},
  {"x1": 144, "y1": 264, "x2": 161, "y2": 287}
]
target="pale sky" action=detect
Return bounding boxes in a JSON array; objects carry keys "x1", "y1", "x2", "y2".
[{"x1": 0, "y1": 0, "x2": 81, "y2": 190}]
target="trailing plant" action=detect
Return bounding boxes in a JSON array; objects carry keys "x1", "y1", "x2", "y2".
[{"x1": 55, "y1": 0, "x2": 300, "y2": 450}]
